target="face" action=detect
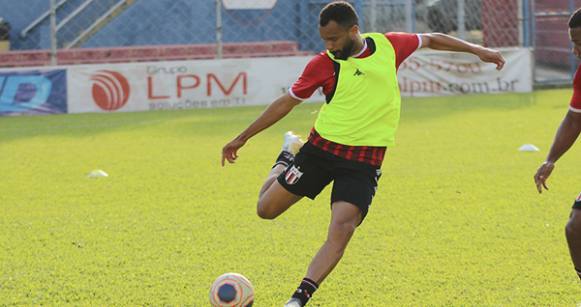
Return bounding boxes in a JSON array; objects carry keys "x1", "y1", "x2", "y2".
[
  {"x1": 319, "y1": 20, "x2": 358, "y2": 60},
  {"x1": 570, "y1": 27, "x2": 581, "y2": 59}
]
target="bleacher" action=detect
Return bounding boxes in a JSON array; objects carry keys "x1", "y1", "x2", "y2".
[
  {"x1": 0, "y1": 41, "x2": 310, "y2": 68},
  {"x1": 0, "y1": 0, "x2": 331, "y2": 68}
]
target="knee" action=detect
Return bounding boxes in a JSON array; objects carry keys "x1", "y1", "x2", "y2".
[
  {"x1": 327, "y1": 221, "x2": 356, "y2": 247},
  {"x1": 256, "y1": 200, "x2": 277, "y2": 220},
  {"x1": 331, "y1": 217, "x2": 357, "y2": 235}
]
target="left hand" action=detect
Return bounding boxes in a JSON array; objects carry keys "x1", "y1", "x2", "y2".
[
  {"x1": 476, "y1": 47, "x2": 505, "y2": 70},
  {"x1": 221, "y1": 138, "x2": 246, "y2": 166},
  {"x1": 534, "y1": 161, "x2": 555, "y2": 194}
]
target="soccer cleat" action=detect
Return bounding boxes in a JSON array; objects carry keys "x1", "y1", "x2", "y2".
[
  {"x1": 282, "y1": 131, "x2": 304, "y2": 155},
  {"x1": 284, "y1": 298, "x2": 303, "y2": 307}
]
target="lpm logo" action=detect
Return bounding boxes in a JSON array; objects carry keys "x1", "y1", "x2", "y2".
[{"x1": 90, "y1": 70, "x2": 130, "y2": 111}]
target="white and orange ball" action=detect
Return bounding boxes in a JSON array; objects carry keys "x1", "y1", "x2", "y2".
[{"x1": 209, "y1": 273, "x2": 254, "y2": 307}]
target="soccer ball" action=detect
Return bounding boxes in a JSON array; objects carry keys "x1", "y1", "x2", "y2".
[{"x1": 209, "y1": 273, "x2": 254, "y2": 307}]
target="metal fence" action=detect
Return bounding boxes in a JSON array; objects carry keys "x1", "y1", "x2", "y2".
[
  {"x1": 0, "y1": 0, "x2": 575, "y2": 85},
  {"x1": 533, "y1": 0, "x2": 581, "y2": 85}
]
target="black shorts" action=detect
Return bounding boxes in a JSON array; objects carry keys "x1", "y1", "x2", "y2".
[
  {"x1": 573, "y1": 193, "x2": 581, "y2": 210},
  {"x1": 277, "y1": 142, "x2": 382, "y2": 222}
]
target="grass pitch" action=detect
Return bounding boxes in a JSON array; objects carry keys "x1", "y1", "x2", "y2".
[{"x1": 1, "y1": 89, "x2": 580, "y2": 305}]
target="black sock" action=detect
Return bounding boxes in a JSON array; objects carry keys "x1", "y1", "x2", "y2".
[
  {"x1": 273, "y1": 151, "x2": 294, "y2": 168},
  {"x1": 291, "y1": 277, "x2": 318, "y2": 306},
  {"x1": 575, "y1": 267, "x2": 581, "y2": 281}
]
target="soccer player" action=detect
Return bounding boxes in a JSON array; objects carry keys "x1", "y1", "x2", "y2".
[
  {"x1": 534, "y1": 8, "x2": 581, "y2": 283},
  {"x1": 222, "y1": 2, "x2": 505, "y2": 306}
]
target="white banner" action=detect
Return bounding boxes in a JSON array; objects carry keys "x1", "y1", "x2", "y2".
[
  {"x1": 66, "y1": 48, "x2": 531, "y2": 114},
  {"x1": 67, "y1": 57, "x2": 324, "y2": 114},
  {"x1": 398, "y1": 47, "x2": 532, "y2": 97}
]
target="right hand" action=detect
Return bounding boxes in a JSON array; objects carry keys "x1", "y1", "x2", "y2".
[
  {"x1": 475, "y1": 47, "x2": 505, "y2": 70},
  {"x1": 534, "y1": 161, "x2": 555, "y2": 193},
  {"x1": 221, "y1": 138, "x2": 246, "y2": 166}
]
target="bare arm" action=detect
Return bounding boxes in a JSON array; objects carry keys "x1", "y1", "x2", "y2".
[
  {"x1": 534, "y1": 110, "x2": 581, "y2": 192},
  {"x1": 547, "y1": 111, "x2": 581, "y2": 162},
  {"x1": 419, "y1": 33, "x2": 505, "y2": 70},
  {"x1": 221, "y1": 93, "x2": 301, "y2": 166}
]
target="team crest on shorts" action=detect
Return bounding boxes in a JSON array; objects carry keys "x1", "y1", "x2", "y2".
[{"x1": 285, "y1": 166, "x2": 303, "y2": 185}]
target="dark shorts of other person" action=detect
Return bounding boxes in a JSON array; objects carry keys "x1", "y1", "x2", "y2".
[
  {"x1": 277, "y1": 142, "x2": 382, "y2": 223},
  {"x1": 573, "y1": 193, "x2": 581, "y2": 210}
]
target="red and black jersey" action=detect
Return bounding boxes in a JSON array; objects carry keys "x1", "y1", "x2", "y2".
[
  {"x1": 308, "y1": 129, "x2": 386, "y2": 167},
  {"x1": 571, "y1": 64, "x2": 581, "y2": 112}
]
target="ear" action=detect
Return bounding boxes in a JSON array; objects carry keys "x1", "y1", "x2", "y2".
[{"x1": 349, "y1": 25, "x2": 359, "y2": 36}]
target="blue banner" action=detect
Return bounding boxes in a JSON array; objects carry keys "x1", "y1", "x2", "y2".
[{"x1": 0, "y1": 70, "x2": 67, "y2": 115}]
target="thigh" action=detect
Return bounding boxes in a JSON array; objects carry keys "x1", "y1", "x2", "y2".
[
  {"x1": 331, "y1": 166, "x2": 381, "y2": 224},
  {"x1": 277, "y1": 150, "x2": 333, "y2": 200},
  {"x1": 330, "y1": 201, "x2": 362, "y2": 228},
  {"x1": 323, "y1": 201, "x2": 361, "y2": 245}
]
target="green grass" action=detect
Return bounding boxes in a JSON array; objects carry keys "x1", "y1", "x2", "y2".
[{"x1": 1, "y1": 89, "x2": 580, "y2": 305}]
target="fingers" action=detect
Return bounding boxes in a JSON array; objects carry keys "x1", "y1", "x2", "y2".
[
  {"x1": 534, "y1": 175, "x2": 543, "y2": 194},
  {"x1": 221, "y1": 138, "x2": 246, "y2": 167},
  {"x1": 536, "y1": 178, "x2": 545, "y2": 194},
  {"x1": 536, "y1": 183, "x2": 543, "y2": 194},
  {"x1": 221, "y1": 147, "x2": 230, "y2": 167},
  {"x1": 496, "y1": 57, "x2": 505, "y2": 70},
  {"x1": 481, "y1": 49, "x2": 505, "y2": 70},
  {"x1": 221, "y1": 146, "x2": 239, "y2": 166},
  {"x1": 491, "y1": 51, "x2": 505, "y2": 70},
  {"x1": 533, "y1": 166, "x2": 551, "y2": 194},
  {"x1": 224, "y1": 151, "x2": 236, "y2": 164}
]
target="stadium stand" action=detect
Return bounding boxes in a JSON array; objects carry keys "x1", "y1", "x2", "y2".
[
  {"x1": 533, "y1": 0, "x2": 578, "y2": 69},
  {"x1": 0, "y1": 41, "x2": 310, "y2": 67},
  {"x1": 0, "y1": 0, "x2": 322, "y2": 67}
]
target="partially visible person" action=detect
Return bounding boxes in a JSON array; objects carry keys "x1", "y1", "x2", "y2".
[{"x1": 534, "y1": 7, "x2": 581, "y2": 283}]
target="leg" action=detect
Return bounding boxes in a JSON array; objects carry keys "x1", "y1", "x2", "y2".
[
  {"x1": 286, "y1": 162, "x2": 380, "y2": 306},
  {"x1": 304, "y1": 164, "x2": 379, "y2": 282},
  {"x1": 259, "y1": 164, "x2": 286, "y2": 197},
  {"x1": 306, "y1": 201, "x2": 362, "y2": 283},
  {"x1": 285, "y1": 201, "x2": 362, "y2": 307},
  {"x1": 257, "y1": 131, "x2": 307, "y2": 220},
  {"x1": 257, "y1": 164, "x2": 302, "y2": 220},
  {"x1": 565, "y1": 208, "x2": 581, "y2": 277},
  {"x1": 279, "y1": 144, "x2": 335, "y2": 306}
]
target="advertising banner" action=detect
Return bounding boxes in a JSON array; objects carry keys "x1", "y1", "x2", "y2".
[
  {"x1": 66, "y1": 57, "x2": 324, "y2": 114},
  {"x1": 398, "y1": 47, "x2": 532, "y2": 96},
  {"x1": 66, "y1": 48, "x2": 532, "y2": 114},
  {"x1": 0, "y1": 69, "x2": 67, "y2": 115}
]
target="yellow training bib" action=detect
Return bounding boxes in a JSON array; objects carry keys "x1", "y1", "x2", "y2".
[{"x1": 314, "y1": 32, "x2": 401, "y2": 147}]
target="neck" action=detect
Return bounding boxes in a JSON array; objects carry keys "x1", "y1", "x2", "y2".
[{"x1": 351, "y1": 34, "x2": 365, "y2": 56}]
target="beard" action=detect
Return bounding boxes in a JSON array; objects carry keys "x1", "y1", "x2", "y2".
[{"x1": 331, "y1": 39, "x2": 355, "y2": 60}]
